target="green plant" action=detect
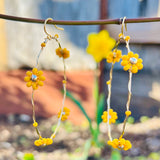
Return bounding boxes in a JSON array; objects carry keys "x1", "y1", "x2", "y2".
[
  {"x1": 140, "y1": 116, "x2": 149, "y2": 123},
  {"x1": 66, "y1": 89, "x2": 105, "y2": 147},
  {"x1": 110, "y1": 150, "x2": 122, "y2": 160},
  {"x1": 127, "y1": 116, "x2": 135, "y2": 124},
  {"x1": 23, "y1": 153, "x2": 34, "y2": 160}
]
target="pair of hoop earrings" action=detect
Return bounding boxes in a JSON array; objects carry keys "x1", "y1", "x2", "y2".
[
  {"x1": 101, "y1": 17, "x2": 143, "y2": 151},
  {"x1": 24, "y1": 17, "x2": 143, "y2": 150},
  {"x1": 24, "y1": 18, "x2": 70, "y2": 147}
]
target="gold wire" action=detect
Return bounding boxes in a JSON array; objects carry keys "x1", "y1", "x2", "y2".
[
  {"x1": 50, "y1": 58, "x2": 67, "y2": 139},
  {"x1": 44, "y1": 18, "x2": 64, "y2": 38},
  {"x1": 120, "y1": 71, "x2": 132, "y2": 138},
  {"x1": 121, "y1": 16, "x2": 127, "y2": 35},
  {"x1": 31, "y1": 90, "x2": 42, "y2": 138},
  {"x1": 107, "y1": 63, "x2": 114, "y2": 141}
]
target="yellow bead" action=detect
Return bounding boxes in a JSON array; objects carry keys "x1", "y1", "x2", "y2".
[
  {"x1": 26, "y1": 71, "x2": 32, "y2": 76},
  {"x1": 118, "y1": 33, "x2": 123, "y2": 38},
  {"x1": 33, "y1": 122, "x2": 38, "y2": 127},
  {"x1": 121, "y1": 60, "x2": 128, "y2": 66},
  {"x1": 39, "y1": 76, "x2": 45, "y2": 81},
  {"x1": 26, "y1": 81, "x2": 32, "y2": 87},
  {"x1": 106, "y1": 80, "x2": 111, "y2": 85},
  {"x1": 124, "y1": 64, "x2": 130, "y2": 71},
  {"x1": 137, "y1": 63, "x2": 143, "y2": 70},
  {"x1": 32, "y1": 83, "x2": 38, "y2": 90},
  {"x1": 38, "y1": 81, "x2": 44, "y2": 86},
  {"x1": 133, "y1": 53, "x2": 139, "y2": 59},
  {"x1": 32, "y1": 68, "x2": 38, "y2": 74},
  {"x1": 125, "y1": 36, "x2": 130, "y2": 41},
  {"x1": 128, "y1": 51, "x2": 134, "y2": 57},
  {"x1": 41, "y1": 42, "x2": 46, "y2": 48},
  {"x1": 131, "y1": 66, "x2": 138, "y2": 74},
  {"x1": 125, "y1": 110, "x2": 131, "y2": 116},
  {"x1": 62, "y1": 80, "x2": 67, "y2": 84},
  {"x1": 37, "y1": 70, "x2": 43, "y2": 76},
  {"x1": 54, "y1": 34, "x2": 59, "y2": 38},
  {"x1": 46, "y1": 138, "x2": 53, "y2": 145},
  {"x1": 24, "y1": 76, "x2": 31, "y2": 82}
]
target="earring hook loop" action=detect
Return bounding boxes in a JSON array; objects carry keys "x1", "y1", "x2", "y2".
[
  {"x1": 44, "y1": 18, "x2": 64, "y2": 38},
  {"x1": 121, "y1": 16, "x2": 127, "y2": 35}
]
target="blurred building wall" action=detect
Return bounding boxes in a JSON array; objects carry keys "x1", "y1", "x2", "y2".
[
  {"x1": 0, "y1": 0, "x2": 7, "y2": 70},
  {"x1": 3, "y1": 0, "x2": 100, "y2": 71},
  {"x1": 105, "y1": 0, "x2": 160, "y2": 121}
]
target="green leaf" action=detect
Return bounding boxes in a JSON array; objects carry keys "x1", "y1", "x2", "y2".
[
  {"x1": 66, "y1": 91, "x2": 92, "y2": 129},
  {"x1": 23, "y1": 153, "x2": 34, "y2": 160},
  {"x1": 110, "y1": 150, "x2": 122, "y2": 160},
  {"x1": 96, "y1": 93, "x2": 105, "y2": 126},
  {"x1": 93, "y1": 76, "x2": 99, "y2": 105},
  {"x1": 127, "y1": 116, "x2": 135, "y2": 124}
]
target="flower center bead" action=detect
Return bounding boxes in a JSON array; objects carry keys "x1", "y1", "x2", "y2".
[
  {"x1": 113, "y1": 52, "x2": 116, "y2": 58},
  {"x1": 62, "y1": 112, "x2": 65, "y2": 115},
  {"x1": 31, "y1": 74, "x2": 37, "y2": 82},
  {"x1": 130, "y1": 57, "x2": 137, "y2": 64}
]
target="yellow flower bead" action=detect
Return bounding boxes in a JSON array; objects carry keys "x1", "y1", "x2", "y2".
[
  {"x1": 56, "y1": 47, "x2": 70, "y2": 59},
  {"x1": 106, "y1": 49, "x2": 122, "y2": 64},
  {"x1": 101, "y1": 109, "x2": 118, "y2": 124},
  {"x1": 107, "y1": 138, "x2": 132, "y2": 151},
  {"x1": 24, "y1": 68, "x2": 46, "y2": 90},
  {"x1": 121, "y1": 52, "x2": 143, "y2": 73},
  {"x1": 58, "y1": 107, "x2": 70, "y2": 121}
]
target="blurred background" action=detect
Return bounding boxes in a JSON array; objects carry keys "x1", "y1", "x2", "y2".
[{"x1": 0, "y1": 0, "x2": 160, "y2": 159}]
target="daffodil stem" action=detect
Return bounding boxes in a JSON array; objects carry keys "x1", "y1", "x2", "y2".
[
  {"x1": 107, "y1": 63, "x2": 114, "y2": 141},
  {"x1": 1, "y1": 14, "x2": 160, "y2": 25},
  {"x1": 120, "y1": 71, "x2": 132, "y2": 138}
]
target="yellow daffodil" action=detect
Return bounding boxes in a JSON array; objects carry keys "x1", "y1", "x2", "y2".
[
  {"x1": 24, "y1": 68, "x2": 46, "y2": 90},
  {"x1": 101, "y1": 109, "x2": 118, "y2": 124},
  {"x1": 56, "y1": 47, "x2": 70, "y2": 59},
  {"x1": 107, "y1": 49, "x2": 122, "y2": 63},
  {"x1": 107, "y1": 138, "x2": 132, "y2": 151},
  {"x1": 121, "y1": 51, "x2": 143, "y2": 73},
  {"x1": 58, "y1": 107, "x2": 70, "y2": 121},
  {"x1": 86, "y1": 30, "x2": 116, "y2": 62}
]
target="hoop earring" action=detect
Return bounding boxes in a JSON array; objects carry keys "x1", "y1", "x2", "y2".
[
  {"x1": 102, "y1": 17, "x2": 143, "y2": 151},
  {"x1": 24, "y1": 18, "x2": 70, "y2": 147}
]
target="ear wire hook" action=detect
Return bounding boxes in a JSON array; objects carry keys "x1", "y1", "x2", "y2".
[
  {"x1": 121, "y1": 17, "x2": 127, "y2": 35},
  {"x1": 44, "y1": 18, "x2": 64, "y2": 38}
]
